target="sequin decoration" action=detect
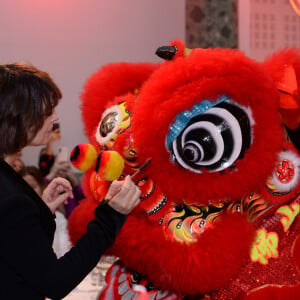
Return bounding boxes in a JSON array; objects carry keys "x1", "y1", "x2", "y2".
[{"x1": 166, "y1": 95, "x2": 228, "y2": 150}]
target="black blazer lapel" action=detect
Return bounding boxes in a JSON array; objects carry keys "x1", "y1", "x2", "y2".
[{"x1": 0, "y1": 159, "x2": 56, "y2": 243}]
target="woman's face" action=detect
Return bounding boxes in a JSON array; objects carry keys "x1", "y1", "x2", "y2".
[{"x1": 30, "y1": 110, "x2": 59, "y2": 146}]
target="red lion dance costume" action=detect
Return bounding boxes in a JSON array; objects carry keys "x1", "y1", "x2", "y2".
[{"x1": 68, "y1": 40, "x2": 300, "y2": 299}]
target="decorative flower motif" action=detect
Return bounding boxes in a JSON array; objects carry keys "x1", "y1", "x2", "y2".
[{"x1": 276, "y1": 159, "x2": 295, "y2": 183}]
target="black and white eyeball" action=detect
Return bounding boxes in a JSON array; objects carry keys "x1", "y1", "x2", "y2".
[
  {"x1": 95, "y1": 102, "x2": 131, "y2": 147},
  {"x1": 169, "y1": 99, "x2": 253, "y2": 173}
]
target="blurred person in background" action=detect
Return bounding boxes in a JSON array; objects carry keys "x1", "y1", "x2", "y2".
[
  {"x1": 39, "y1": 123, "x2": 85, "y2": 218},
  {"x1": 4, "y1": 151, "x2": 25, "y2": 173}
]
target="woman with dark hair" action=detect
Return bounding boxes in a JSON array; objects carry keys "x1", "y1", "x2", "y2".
[{"x1": 0, "y1": 63, "x2": 141, "y2": 300}]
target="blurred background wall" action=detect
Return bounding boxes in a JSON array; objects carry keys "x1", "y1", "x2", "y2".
[
  {"x1": 0, "y1": 0, "x2": 185, "y2": 165},
  {"x1": 0, "y1": 0, "x2": 299, "y2": 166},
  {"x1": 186, "y1": 0, "x2": 300, "y2": 60}
]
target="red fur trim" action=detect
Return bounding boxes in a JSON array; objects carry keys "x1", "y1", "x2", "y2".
[
  {"x1": 81, "y1": 170, "x2": 93, "y2": 199},
  {"x1": 111, "y1": 213, "x2": 255, "y2": 295},
  {"x1": 132, "y1": 48, "x2": 284, "y2": 205},
  {"x1": 81, "y1": 63, "x2": 159, "y2": 138},
  {"x1": 169, "y1": 39, "x2": 185, "y2": 59}
]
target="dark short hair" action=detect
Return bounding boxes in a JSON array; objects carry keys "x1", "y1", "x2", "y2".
[{"x1": 0, "y1": 63, "x2": 62, "y2": 157}]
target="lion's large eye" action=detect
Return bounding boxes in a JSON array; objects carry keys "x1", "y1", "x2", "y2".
[
  {"x1": 95, "y1": 102, "x2": 131, "y2": 147},
  {"x1": 169, "y1": 99, "x2": 253, "y2": 173},
  {"x1": 100, "y1": 112, "x2": 118, "y2": 137}
]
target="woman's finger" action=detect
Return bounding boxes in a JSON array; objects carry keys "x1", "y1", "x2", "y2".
[
  {"x1": 52, "y1": 177, "x2": 72, "y2": 189},
  {"x1": 43, "y1": 177, "x2": 73, "y2": 202},
  {"x1": 47, "y1": 191, "x2": 73, "y2": 213},
  {"x1": 106, "y1": 180, "x2": 123, "y2": 199},
  {"x1": 125, "y1": 184, "x2": 141, "y2": 209},
  {"x1": 123, "y1": 181, "x2": 138, "y2": 204}
]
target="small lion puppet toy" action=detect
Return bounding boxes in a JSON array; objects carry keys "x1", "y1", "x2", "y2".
[{"x1": 69, "y1": 40, "x2": 300, "y2": 300}]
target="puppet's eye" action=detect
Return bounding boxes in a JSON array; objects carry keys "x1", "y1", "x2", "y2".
[
  {"x1": 95, "y1": 102, "x2": 131, "y2": 147},
  {"x1": 100, "y1": 112, "x2": 118, "y2": 137},
  {"x1": 183, "y1": 142, "x2": 203, "y2": 162},
  {"x1": 169, "y1": 99, "x2": 253, "y2": 173}
]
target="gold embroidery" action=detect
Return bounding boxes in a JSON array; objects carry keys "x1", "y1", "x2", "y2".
[
  {"x1": 250, "y1": 229, "x2": 279, "y2": 265},
  {"x1": 277, "y1": 203, "x2": 300, "y2": 232}
]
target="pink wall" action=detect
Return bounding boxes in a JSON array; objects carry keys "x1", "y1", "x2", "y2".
[
  {"x1": 238, "y1": 0, "x2": 300, "y2": 61},
  {"x1": 0, "y1": 0, "x2": 185, "y2": 165}
]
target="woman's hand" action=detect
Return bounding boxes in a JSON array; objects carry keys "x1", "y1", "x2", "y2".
[
  {"x1": 105, "y1": 176, "x2": 141, "y2": 214},
  {"x1": 42, "y1": 177, "x2": 73, "y2": 213}
]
